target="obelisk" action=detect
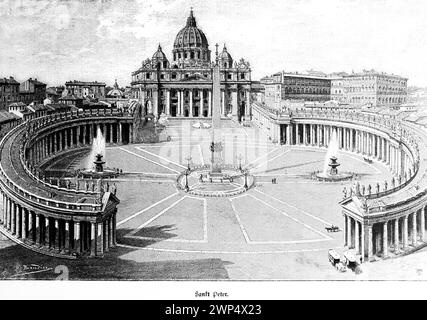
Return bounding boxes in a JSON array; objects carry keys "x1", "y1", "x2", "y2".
[{"x1": 210, "y1": 44, "x2": 223, "y2": 173}]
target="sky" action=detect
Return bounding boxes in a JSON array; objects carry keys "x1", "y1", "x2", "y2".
[{"x1": 1, "y1": 0, "x2": 427, "y2": 87}]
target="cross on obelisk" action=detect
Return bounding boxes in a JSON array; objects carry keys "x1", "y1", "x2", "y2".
[{"x1": 210, "y1": 43, "x2": 223, "y2": 173}]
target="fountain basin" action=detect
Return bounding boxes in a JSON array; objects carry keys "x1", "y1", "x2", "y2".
[
  {"x1": 79, "y1": 168, "x2": 119, "y2": 179},
  {"x1": 314, "y1": 171, "x2": 354, "y2": 182}
]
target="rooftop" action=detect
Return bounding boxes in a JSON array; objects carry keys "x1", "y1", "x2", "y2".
[
  {"x1": 65, "y1": 80, "x2": 106, "y2": 86},
  {"x1": 0, "y1": 77, "x2": 19, "y2": 85}
]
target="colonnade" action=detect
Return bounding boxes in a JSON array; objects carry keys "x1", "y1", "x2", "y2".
[
  {"x1": 345, "y1": 207, "x2": 427, "y2": 261},
  {"x1": 274, "y1": 123, "x2": 412, "y2": 177},
  {"x1": 0, "y1": 190, "x2": 116, "y2": 258},
  {"x1": 27, "y1": 122, "x2": 132, "y2": 165}
]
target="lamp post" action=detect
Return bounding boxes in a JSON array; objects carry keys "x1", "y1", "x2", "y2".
[
  {"x1": 185, "y1": 156, "x2": 192, "y2": 170},
  {"x1": 243, "y1": 169, "x2": 248, "y2": 189},
  {"x1": 237, "y1": 154, "x2": 243, "y2": 171},
  {"x1": 184, "y1": 169, "x2": 189, "y2": 191}
]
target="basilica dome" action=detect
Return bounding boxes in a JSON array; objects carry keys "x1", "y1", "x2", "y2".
[{"x1": 172, "y1": 9, "x2": 211, "y2": 63}]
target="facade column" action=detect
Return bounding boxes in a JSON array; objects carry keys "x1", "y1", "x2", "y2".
[
  {"x1": 189, "y1": 90, "x2": 193, "y2": 117},
  {"x1": 200, "y1": 90, "x2": 205, "y2": 117},
  {"x1": 383, "y1": 221, "x2": 388, "y2": 258},
  {"x1": 245, "y1": 90, "x2": 251, "y2": 120},
  {"x1": 286, "y1": 125, "x2": 291, "y2": 145},
  {"x1": 109, "y1": 124, "x2": 113, "y2": 144},
  {"x1": 166, "y1": 90, "x2": 170, "y2": 116},
  {"x1": 208, "y1": 91, "x2": 212, "y2": 117},
  {"x1": 302, "y1": 124, "x2": 307, "y2": 145},
  {"x1": 176, "y1": 90, "x2": 181, "y2": 117},
  {"x1": 118, "y1": 123, "x2": 122, "y2": 144},
  {"x1": 181, "y1": 90, "x2": 185, "y2": 116},
  {"x1": 221, "y1": 90, "x2": 225, "y2": 116}
]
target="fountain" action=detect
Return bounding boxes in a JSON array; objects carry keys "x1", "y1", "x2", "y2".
[
  {"x1": 314, "y1": 129, "x2": 354, "y2": 182},
  {"x1": 79, "y1": 127, "x2": 119, "y2": 179}
]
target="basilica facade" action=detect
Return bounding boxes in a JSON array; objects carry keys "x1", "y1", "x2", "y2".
[{"x1": 131, "y1": 10, "x2": 253, "y2": 123}]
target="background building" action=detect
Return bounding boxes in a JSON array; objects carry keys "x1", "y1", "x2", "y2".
[
  {"x1": 342, "y1": 70, "x2": 407, "y2": 107},
  {"x1": 131, "y1": 9, "x2": 253, "y2": 123},
  {"x1": 261, "y1": 71, "x2": 331, "y2": 109},
  {"x1": 64, "y1": 80, "x2": 106, "y2": 100},
  {"x1": 0, "y1": 77, "x2": 20, "y2": 110},
  {"x1": 19, "y1": 78, "x2": 46, "y2": 105}
]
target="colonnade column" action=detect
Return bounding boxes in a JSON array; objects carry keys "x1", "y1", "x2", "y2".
[
  {"x1": 422, "y1": 207, "x2": 426, "y2": 242},
  {"x1": 412, "y1": 211, "x2": 418, "y2": 246},
  {"x1": 383, "y1": 222, "x2": 388, "y2": 258},
  {"x1": 394, "y1": 219, "x2": 399, "y2": 253},
  {"x1": 355, "y1": 220, "x2": 360, "y2": 253},
  {"x1": 346, "y1": 215, "x2": 352, "y2": 248},
  {"x1": 367, "y1": 225, "x2": 373, "y2": 261},
  {"x1": 403, "y1": 215, "x2": 408, "y2": 249}
]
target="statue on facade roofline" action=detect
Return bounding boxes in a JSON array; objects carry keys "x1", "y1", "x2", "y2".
[
  {"x1": 237, "y1": 58, "x2": 250, "y2": 69},
  {"x1": 142, "y1": 58, "x2": 151, "y2": 68}
]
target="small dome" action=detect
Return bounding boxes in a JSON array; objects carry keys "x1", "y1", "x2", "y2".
[
  {"x1": 220, "y1": 45, "x2": 233, "y2": 69},
  {"x1": 152, "y1": 44, "x2": 169, "y2": 68},
  {"x1": 107, "y1": 79, "x2": 124, "y2": 98},
  {"x1": 220, "y1": 45, "x2": 232, "y2": 60}
]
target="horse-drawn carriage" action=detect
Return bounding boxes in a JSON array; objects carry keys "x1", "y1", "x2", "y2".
[
  {"x1": 363, "y1": 157, "x2": 373, "y2": 164},
  {"x1": 325, "y1": 225, "x2": 340, "y2": 233}
]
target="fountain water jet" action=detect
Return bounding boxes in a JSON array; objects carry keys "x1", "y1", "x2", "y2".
[
  {"x1": 79, "y1": 126, "x2": 119, "y2": 179},
  {"x1": 314, "y1": 128, "x2": 354, "y2": 182},
  {"x1": 323, "y1": 129, "x2": 339, "y2": 175}
]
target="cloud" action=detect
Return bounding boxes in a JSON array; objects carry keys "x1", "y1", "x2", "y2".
[{"x1": 0, "y1": 0, "x2": 426, "y2": 86}]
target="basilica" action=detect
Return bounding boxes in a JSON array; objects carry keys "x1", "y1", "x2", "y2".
[{"x1": 130, "y1": 9, "x2": 253, "y2": 123}]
